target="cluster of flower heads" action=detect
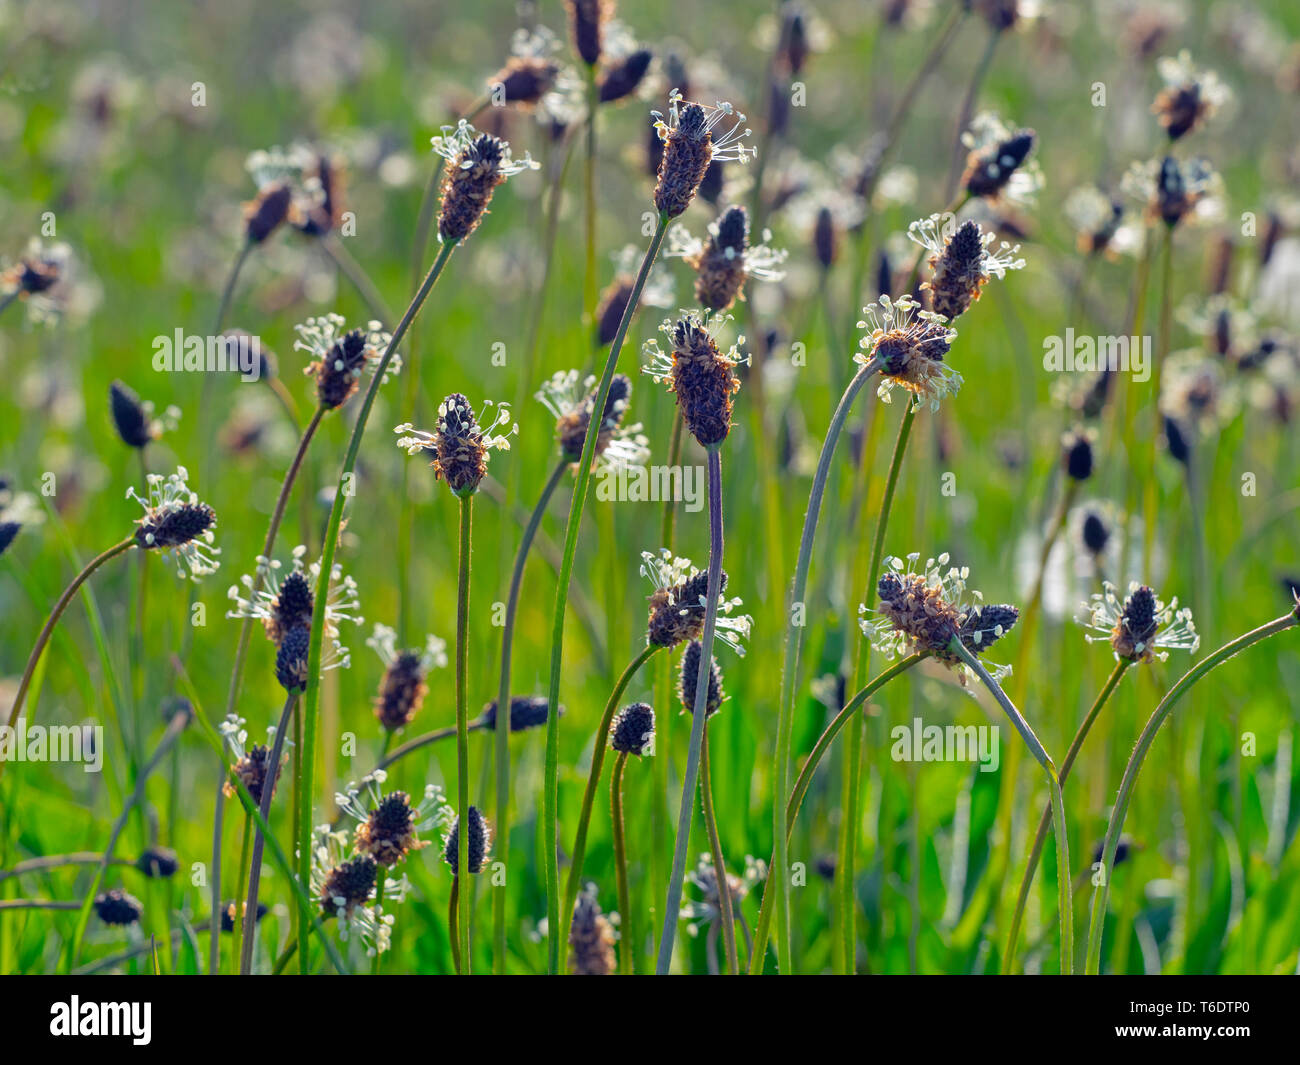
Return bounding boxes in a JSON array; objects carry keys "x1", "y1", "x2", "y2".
[
  {"x1": 681, "y1": 853, "x2": 766, "y2": 939},
  {"x1": 535, "y1": 369, "x2": 649, "y2": 471},
  {"x1": 640, "y1": 548, "x2": 752, "y2": 655},
  {"x1": 861, "y1": 553, "x2": 1019, "y2": 685},
  {"x1": 396, "y1": 394, "x2": 517, "y2": 496},
  {"x1": 959, "y1": 112, "x2": 1041, "y2": 207},
  {"x1": 665, "y1": 204, "x2": 787, "y2": 314},
  {"x1": 431, "y1": 120, "x2": 538, "y2": 243},
  {"x1": 293, "y1": 313, "x2": 397, "y2": 411},
  {"x1": 366, "y1": 623, "x2": 447, "y2": 731},
  {"x1": 226, "y1": 544, "x2": 360, "y2": 691},
  {"x1": 651, "y1": 90, "x2": 755, "y2": 219},
  {"x1": 907, "y1": 214, "x2": 1024, "y2": 320},
  {"x1": 220, "y1": 714, "x2": 286, "y2": 807},
  {"x1": 1080, "y1": 582, "x2": 1198, "y2": 664},
  {"x1": 310, "y1": 825, "x2": 410, "y2": 956},
  {"x1": 856, "y1": 295, "x2": 960, "y2": 412},
  {"x1": 127, "y1": 466, "x2": 220, "y2": 580},
  {"x1": 643, "y1": 312, "x2": 747, "y2": 447}
]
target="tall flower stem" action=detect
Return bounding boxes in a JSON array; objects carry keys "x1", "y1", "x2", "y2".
[
  {"x1": 561, "y1": 643, "x2": 661, "y2": 935},
  {"x1": 749, "y1": 655, "x2": 923, "y2": 970},
  {"x1": 240, "y1": 691, "x2": 298, "y2": 974},
  {"x1": 700, "y1": 724, "x2": 738, "y2": 973},
  {"x1": 757, "y1": 357, "x2": 882, "y2": 975},
  {"x1": 223, "y1": 405, "x2": 326, "y2": 726},
  {"x1": 208, "y1": 761, "x2": 227, "y2": 974},
  {"x1": 454, "y1": 492, "x2": 474, "y2": 973},
  {"x1": 4, "y1": 536, "x2": 136, "y2": 747},
  {"x1": 583, "y1": 67, "x2": 599, "y2": 330},
  {"x1": 1084, "y1": 610, "x2": 1299, "y2": 974},
  {"x1": 296, "y1": 238, "x2": 458, "y2": 972},
  {"x1": 656, "y1": 446, "x2": 725, "y2": 974},
  {"x1": 1003, "y1": 659, "x2": 1129, "y2": 971},
  {"x1": 949, "y1": 639, "x2": 1072, "y2": 973},
  {"x1": 945, "y1": 25, "x2": 1002, "y2": 198},
  {"x1": 610, "y1": 750, "x2": 633, "y2": 975},
  {"x1": 448, "y1": 876, "x2": 462, "y2": 975},
  {"x1": 542, "y1": 214, "x2": 670, "y2": 973},
  {"x1": 1142, "y1": 225, "x2": 1175, "y2": 580},
  {"x1": 492, "y1": 457, "x2": 568, "y2": 973},
  {"x1": 229, "y1": 812, "x2": 253, "y2": 975}
]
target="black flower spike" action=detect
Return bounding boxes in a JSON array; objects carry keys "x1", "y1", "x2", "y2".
[
  {"x1": 374, "y1": 650, "x2": 427, "y2": 732},
  {"x1": 480, "y1": 696, "x2": 557, "y2": 733},
  {"x1": 275, "y1": 625, "x2": 311, "y2": 694},
  {"x1": 491, "y1": 55, "x2": 560, "y2": 107},
  {"x1": 314, "y1": 328, "x2": 372, "y2": 410},
  {"x1": 557, "y1": 374, "x2": 633, "y2": 460},
  {"x1": 94, "y1": 888, "x2": 143, "y2": 927},
  {"x1": 244, "y1": 182, "x2": 293, "y2": 244},
  {"x1": 599, "y1": 49, "x2": 652, "y2": 103},
  {"x1": 135, "y1": 500, "x2": 215, "y2": 552},
  {"x1": 355, "y1": 791, "x2": 428, "y2": 867},
  {"x1": 267, "y1": 571, "x2": 314, "y2": 644},
  {"x1": 1063, "y1": 431, "x2": 1094, "y2": 481},
  {"x1": 668, "y1": 315, "x2": 741, "y2": 448},
  {"x1": 320, "y1": 856, "x2": 377, "y2": 917},
  {"x1": 1163, "y1": 415, "x2": 1191, "y2": 465},
  {"x1": 611, "y1": 702, "x2": 655, "y2": 756},
  {"x1": 926, "y1": 221, "x2": 986, "y2": 320},
  {"x1": 691, "y1": 206, "x2": 751, "y2": 312},
  {"x1": 679, "y1": 640, "x2": 724, "y2": 717},
  {"x1": 777, "y1": 3, "x2": 811, "y2": 76},
  {"x1": 1112, "y1": 586, "x2": 1159, "y2": 662},
  {"x1": 136, "y1": 846, "x2": 179, "y2": 878},
  {"x1": 814, "y1": 206, "x2": 837, "y2": 270},
  {"x1": 438, "y1": 133, "x2": 510, "y2": 243},
  {"x1": 443, "y1": 806, "x2": 492, "y2": 876},
  {"x1": 963, "y1": 129, "x2": 1036, "y2": 200},
  {"x1": 432, "y1": 393, "x2": 490, "y2": 495},
  {"x1": 1081, "y1": 510, "x2": 1110, "y2": 555},
  {"x1": 109, "y1": 380, "x2": 154, "y2": 449},
  {"x1": 648, "y1": 568, "x2": 729, "y2": 648},
  {"x1": 595, "y1": 276, "x2": 634, "y2": 346},
  {"x1": 958, "y1": 603, "x2": 1020, "y2": 653},
  {"x1": 0, "y1": 522, "x2": 22, "y2": 558},
  {"x1": 565, "y1": 0, "x2": 606, "y2": 66}
]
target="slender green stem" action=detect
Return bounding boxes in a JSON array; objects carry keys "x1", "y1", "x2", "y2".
[
  {"x1": 756, "y1": 358, "x2": 881, "y2": 975},
  {"x1": 214, "y1": 242, "x2": 252, "y2": 336},
  {"x1": 1085, "y1": 611, "x2": 1299, "y2": 974},
  {"x1": 297, "y1": 237, "x2": 458, "y2": 972},
  {"x1": 1003, "y1": 659, "x2": 1128, "y2": 971},
  {"x1": 240, "y1": 692, "x2": 297, "y2": 974},
  {"x1": 376, "y1": 724, "x2": 468, "y2": 771},
  {"x1": 949, "y1": 639, "x2": 1071, "y2": 973},
  {"x1": 224, "y1": 406, "x2": 325, "y2": 731},
  {"x1": 449, "y1": 876, "x2": 462, "y2": 975},
  {"x1": 455, "y1": 492, "x2": 473, "y2": 973},
  {"x1": 749, "y1": 654, "x2": 923, "y2": 971},
  {"x1": 0, "y1": 853, "x2": 133, "y2": 881},
  {"x1": 543, "y1": 214, "x2": 670, "y2": 972},
  {"x1": 700, "y1": 725, "x2": 738, "y2": 974},
  {"x1": 562, "y1": 643, "x2": 661, "y2": 934},
  {"x1": 610, "y1": 750, "x2": 633, "y2": 976},
  {"x1": 229, "y1": 812, "x2": 252, "y2": 975},
  {"x1": 493, "y1": 457, "x2": 568, "y2": 973},
  {"x1": 1142, "y1": 225, "x2": 1175, "y2": 580},
  {"x1": 945, "y1": 26, "x2": 1001, "y2": 198},
  {"x1": 4, "y1": 536, "x2": 136, "y2": 748},
  {"x1": 208, "y1": 758, "x2": 227, "y2": 974},
  {"x1": 583, "y1": 66, "x2": 599, "y2": 330},
  {"x1": 657, "y1": 447, "x2": 725, "y2": 974}
]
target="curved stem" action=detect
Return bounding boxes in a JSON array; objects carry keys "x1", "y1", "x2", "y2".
[
  {"x1": 493, "y1": 457, "x2": 568, "y2": 972},
  {"x1": 224, "y1": 405, "x2": 326, "y2": 728},
  {"x1": 700, "y1": 724, "x2": 738, "y2": 974},
  {"x1": 1084, "y1": 611, "x2": 1299, "y2": 974},
  {"x1": 5, "y1": 536, "x2": 136, "y2": 744},
  {"x1": 1003, "y1": 659, "x2": 1128, "y2": 972},
  {"x1": 610, "y1": 750, "x2": 633, "y2": 975},
  {"x1": 455, "y1": 492, "x2": 473, "y2": 973},
  {"x1": 542, "y1": 214, "x2": 670, "y2": 972},
  {"x1": 749, "y1": 653, "x2": 923, "y2": 971},
  {"x1": 656, "y1": 447, "x2": 725, "y2": 973},
  {"x1": 562, "y1": 642, "x2": 661, "y2": 932},
  {"x1": 296, "y1": 237, "x2": 458, "y2": 972},
  {"x1": 240, "y1": 692, "x2": 297, "y2": 974},
  {"x1": 759, "y1": 358, "x2": 881, "y2": 975}
]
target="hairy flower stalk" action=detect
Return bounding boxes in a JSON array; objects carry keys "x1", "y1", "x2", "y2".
[{"x1": 1085, "y1": 604, "x2": 1299, "y2": 974}]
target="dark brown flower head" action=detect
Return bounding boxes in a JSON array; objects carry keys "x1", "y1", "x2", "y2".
[
  {"x1": 565, "y1": 0, "x2": 608, "y2": 66},
  {"x1": 648, "y1": 567, "x2": 728, "y2": 647},
  {"x1": 243, "y1": 181, "x2": 294, "y2": 244},
  {"x1": 442, "y1": 806, "x2": 492, "y2": 875},
  {"x1": 1062, "y1": 430, "x2": 1094, "y2": 481},
  {"x1": 1114, "y1": 586, "x2": 1159, "y2": 661},
  {"x1": 373, "y1": 650, "x2": 427, "y2": 731},
  {"x1": 1081, "y1": 510, "x2": 1110, "y2": 555},
  {"x1": 319, "y1": 855, "x2": 377, "y2": 917},
  {"x1": 652, "y1": 92, "x2": 754, "y2": 220},
  {"x1": 875, "y1": 570, "x2": 964, "y2": 662},
  {"x1": 858, "y1": 296, "x2": 961, "y2": 412},
  {"x1": 777, "y1": 3, "x2": 812, "y2": 76},
  {"x1": 0, "y1": 523, "x2": 20, "y2": 558},
  {"x1": 1085, "y1": 581, "x2": 1198, "y2": 663},
  {"x1": 94, "y1": 888, "x2": 143, "y2": 927},
  {"x1": 595, "y1": 275, "x2": 635, "y2": 346},
  {"x1": 314, "y1": 328, "x2": 371, "y2": 410},
  {"x1": 479, "y1": 696, "x2": 557, "y2": 733},
  {"x1": 962, "y1": 126, "x2": 1037, "y2": 201},
  {"x1": 599, "y1": 49, "x2": 652, "y2": 103},
  {"x1": 651, "y1": 313, "x2": 743, "y2": 448},
  {"x1": 974, "y1": 0, "x2": 1020, "y2": 32},
  {"x1": 263, "y1": 570, "x2": 314, "y2": 644},
  {"x1": 275, "y1": 625, "x2": 311, "y2": 693},
  {"x1": 227, "y1": 740, "x2": 281, "y2": 805},
  {"x1": 220, "y1": 900, "x2": 268, "y2": 932},
  {"x1": 434, "y1": 393, "x2": 487, "y2": 495},
  {"x1": 687, "y1": 205, "x2": 751, "y2": 312},
  {"x1": 814, "y1": 206, "x2": 838, "y2": 269},
  {"x1": 131, "y1": 470, "x2": 219, "y2": 582},
  {"x1": 136, "y1": 846, "x2": 179, "y2": 879},
  {"x1": 491, "y1": 55, "x2": 561, "y2": 107},
  {"x1": 109, "y1": 380, "x2": 155, "y2": 449},
  {"x1": 432, "y1": 122, "x2": 535, "y2": 243},
  {"x1": 135, "y1": 499, "x2": 214, "y2": 553},
  {"x1": 957, "y1": 603, "x2": 1019, "y2": 653},
  {"x1": 295, "y1": 152, "x2": 345, "y2": 238},
  {"x1": 679, "y1": 639, "x2": 724, "y2": 717},
  {"x1": 554, "y1": 373, "x2": 634, "y2": 461},
  {"x1": 1163, "y1": 414, "x2": 1191, "y2": 464},
  {"x1": 921, "y1": 219, "x2": 1011, "y2": 321},
  {"x1": 1152, "y1": 53, "x2": 1227, "y2": 141},
  {"x1": 355, "y1": 791, "x2": 429, "y2": 867},
  {"x1": 569, "y1": 883, "x2": 617, "y2": 975},
  {"x1": 12, "y1": 252, "x2": 61, "y2": 293},
  {"x1": 611, "y1": 702, "x2": 655, "y2": 755}
]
